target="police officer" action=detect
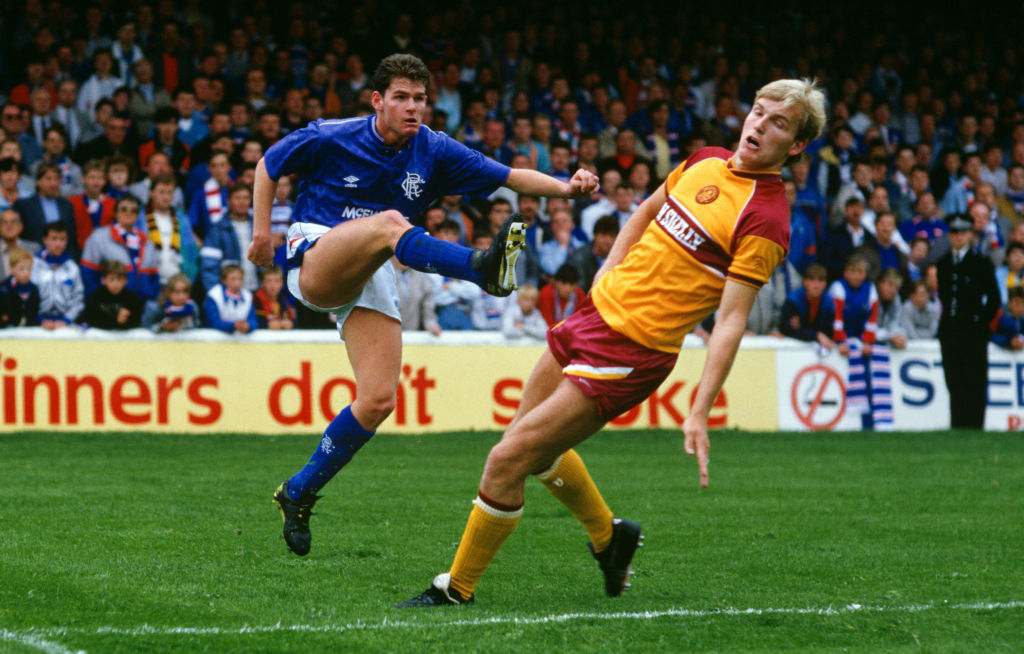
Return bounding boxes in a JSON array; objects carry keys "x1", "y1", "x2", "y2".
[{"x1": 936, "y1": 213, "x2": 1000, "y2": 428}]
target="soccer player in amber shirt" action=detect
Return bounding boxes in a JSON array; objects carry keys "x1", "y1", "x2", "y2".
[{"x1": 399, "y1": 80, "x2": 828, "y2": 608}]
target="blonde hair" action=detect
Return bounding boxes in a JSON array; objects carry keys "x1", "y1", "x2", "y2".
[
  {"x1": 516, "y1": 284, "x2": 539, "y2": 302},
  {"x1": 754, "y1": 78, "x2": 828, "y2": 146},
  {"x1": 7, "y1": 247, "x2": 32, "y2": 268}
]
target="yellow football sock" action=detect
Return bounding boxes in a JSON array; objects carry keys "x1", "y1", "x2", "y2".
[
  {"x1": 448, "y1": 494, "x2": 522, "y2": 599},
  {"x1": 536, "y1": 448, "x2": 614, "y2": 552}
]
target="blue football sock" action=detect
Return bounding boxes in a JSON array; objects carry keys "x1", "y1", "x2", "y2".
[
  {"x1": 394, "y1": 226, "x2": 483, "y2": 283},
  {"x1": 287, "y1": 406, "x2": 375, "y2": 500}
]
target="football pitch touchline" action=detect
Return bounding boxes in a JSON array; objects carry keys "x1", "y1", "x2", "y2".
[{"x1": 6, "y1": 600, "x2": 1023, "y2": 651}]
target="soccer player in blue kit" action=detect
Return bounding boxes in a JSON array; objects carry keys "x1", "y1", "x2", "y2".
[{"x1": 247, "y1": 54, "x2": 599, "y2": 556}]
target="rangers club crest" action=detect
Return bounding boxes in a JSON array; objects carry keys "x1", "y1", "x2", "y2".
[
  {"x1": 696, "y1": 185, "x2": 720, "y2": 204},
  {"x1": 401, "y1": 171, "x2": 425, "y2": 200}
]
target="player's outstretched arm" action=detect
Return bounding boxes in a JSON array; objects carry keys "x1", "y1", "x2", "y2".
[
  {"x1": 591, "y1": 185, "x2": 665, "y2": 289},
  {"x1": 248, "y1": 158, "x2": 277, "y2": 267},
  {"x1": 504, "y1": 167, "x2": 599, "y2": 199},
  {"x1": 683, "y1": 279, "x2": 759, "y2": 488}
]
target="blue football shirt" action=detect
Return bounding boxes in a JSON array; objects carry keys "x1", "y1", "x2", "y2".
[{"x1": 263, "y1": 115, "x2": 511, "y2": 227}]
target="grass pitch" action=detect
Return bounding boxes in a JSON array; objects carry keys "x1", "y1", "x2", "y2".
[{"x1": 1, "y1": 429, "x2": 1022, "y2": 653}]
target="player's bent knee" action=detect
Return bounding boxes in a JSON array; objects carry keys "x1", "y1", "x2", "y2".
[
  {"x1": 355, "y1": 391, "x2": 397, "y2": 428},
  {"x1": 485, "y1": 440, "x2": 536, "y2": 483}
]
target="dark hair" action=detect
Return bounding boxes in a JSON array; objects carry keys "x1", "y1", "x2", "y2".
[
  {"x1": 154, "y1": 106, "x2": 178, "y2": 124},
  {"x1": 436, "y1": 218, "x2": 461, "y2": 234},
  {"x1": 151, "y1": 173, "x2": 177, "y2": 189},
  {"x1": 0, "y1": 157, "x2": 20, "y2": 173},
  {"x1": 102, "y1": 260, "x2": 128, "y2": 278},
  {"x1": 35, "y1": 162, "x2": 61, "y2": 181},
  {"x1": 228, "y1": 183, "x2": 252, "y2": 197},
  {"x1": 372, "y1": 54, "x2": 431, "y2": 94},
  {"x1": 42, "y1": 221, "x2": 69, "y2": 236},
  {"x1": 1006, "y1": 242, "x2": 1024, "y2": 259},
  {"x1": 593, "y1": 214, "x2": 620, "y2": 237},
  {"x1": 554, "y1": 263, "x2": 581, "y2": 284},
  {"x1": 42, "y1": 124, "x2": 68, "y2": 143},
  {"x1": 1009, "y1": 286, "x2": 1024, "y2": 302},
  {"x1": 804, "y1": 263, "x2": 827, "y2": 281},
  {"x1": 115, "y1": 193, "x2": 142, "y2": 212}
]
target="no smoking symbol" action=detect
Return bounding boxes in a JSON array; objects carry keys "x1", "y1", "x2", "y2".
[{"x1": 790, "y1": 364, "x2": 846, "y2": 430}]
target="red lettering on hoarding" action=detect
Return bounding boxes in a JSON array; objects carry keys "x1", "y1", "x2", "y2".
[
  {"x1": 609, "y1": 404, "x2": 642, "y2": 426},
  {"x1": 67, "y1": 375, "x2": 104, "y2": 424},
  {"x1": 3, "y1": 356, "x2": 16, "y2": 424},
  {"x1": 111, "y1": 376, "x2": 152, "y2": 424},
  {"x1": 156, "y1": 377, "x2": 184, "y2": 424},
  {"x1": 24, "y1": 374, "x2": 60, "y2": 424},
  {"x1": 649, "y1": 382, "x2": 685, "y2": 426},
  {"x1": 0, "y1": 352, "x2": 222, "y2": 427},
  {"x1": 692, "y1": 387, "x2": 728, "y2": 428},
  {"x1": 269, "y1": 361, "x2": 313, "y2": 425},
  {"x1": 319, "y1": 378, "x2": 357, "y2": 422},
  {"x1": 268, "y1": 361, "x2": 436, "y2": 427},
  {"x1": 492, "y1": 378, "x2": 522, "y2": 425},
  {"x1": 187, "y1": 377, "x2": 221, "y2": 424},
  {"x1": 409, "y1": 366, "x2": 435, "y2": 425}
]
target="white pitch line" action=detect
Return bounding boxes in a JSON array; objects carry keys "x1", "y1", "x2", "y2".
[
  {"x1": 0, "y1": 629, "x2": 84, "y2": 654},
  {"x1": 7, "y1": 600, "x2": 1023, "y2": 646}
]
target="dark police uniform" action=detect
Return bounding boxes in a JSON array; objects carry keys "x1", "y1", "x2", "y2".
[{"x1": 936, "y1": 215, "x2": 1000, "y2": 428}]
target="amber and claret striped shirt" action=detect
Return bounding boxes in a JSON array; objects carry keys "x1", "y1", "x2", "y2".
[{"x1": 592, "y1": 147, "x2": 790, "y2": 353}]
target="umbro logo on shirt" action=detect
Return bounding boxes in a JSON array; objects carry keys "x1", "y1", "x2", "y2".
[{"x1": 344, "y1": 176, "x2": 360, "y2": 187}]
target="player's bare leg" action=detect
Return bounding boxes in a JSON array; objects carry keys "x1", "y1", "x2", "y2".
[
  {"x1": 399, "y1": 362, "x2": 642, "y2": 606},
  {"x1": 299, "y1": 210, "x2": 410, "y2": 309},
  {"x1": 342, "y1": 308, "x2": 403, "y2": 430},
  {"x1": 273, "y1": 308, "x2": 402, "y2": 556}
]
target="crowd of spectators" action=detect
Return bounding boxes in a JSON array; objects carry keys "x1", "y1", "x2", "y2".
[{"x1": 0, "y1": 2, "x2": 1022, "y2": 347}]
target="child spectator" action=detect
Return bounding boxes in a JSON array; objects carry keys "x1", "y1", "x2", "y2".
[
  {"x1": 81, "y1": 260, "x2": 142, "y2": 329},
  {"x1": 830, "y1": 254, "x2": 887, "y2": 429},
  {"x1": 80, "y1": 194, "x2": 160, "y2": 301},
  {"x1": 69, "y1": 159, "x2": 116, "y2": 251},
  {"x1": 538, "y1": 264, "x2": 585, "y2": 327},
  {"x1": 469, "y1": 232, "x2": 508, "y2": 330},
  {"x1": 31, "y1": 222, "x2": 84, "y2": 329},
  {"x1": 141, "y1": 273, "x2": 200, "y2": 332},
  {"x1": 0, "y1": 247, "x2": 41, "y2": 327},
  {"x1": 204, "y1": 263, "x2": 257, "y2": 334},
  {"x1": 993, "y1": 287, "x2": 1024, "y2": 351},
  {"x1": 995, "y1": 242, "x2": 1024, "y2": 305},
  {"x1": 899, "y1": 279, "x2": 941, "y2": 340},
  {"x1": 502, "y1": 285, "x2": 548, "y2": 339},
  {"x1": 104, "y1": 155, "x2": 134, "y2": 200},
  {"x1": 144, "y1": 173, "x2": 198, "y2": 286},
  {"x1": 875, "y1": 268, "x2": 907, "y2": 349},
  {"x1": 779, "y1": 263, "x2": 835, "y2": 351},
  {"x1": 254, "y1": 264, "x2": 295, "y2": 330},
  {"x1": 430, "y1": 219, "x2": 479, "y2": 330}
]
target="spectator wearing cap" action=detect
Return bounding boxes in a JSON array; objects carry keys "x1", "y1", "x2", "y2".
[{"x1": 936, "y1": 212, "x2": 1000, "y2": 429}]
